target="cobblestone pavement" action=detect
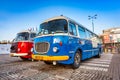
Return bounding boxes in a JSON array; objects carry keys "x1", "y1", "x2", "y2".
[
  {"x1": 108, "y1": 53, "x2": 120, "y2": 80},
  {"x1": 0, "y1": 53, "x2": 113, "y2": 80}
]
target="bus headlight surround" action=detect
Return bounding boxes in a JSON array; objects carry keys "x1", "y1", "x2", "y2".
[{"x1": 53, "y1": 47, "x2": 58, "y2": 53}]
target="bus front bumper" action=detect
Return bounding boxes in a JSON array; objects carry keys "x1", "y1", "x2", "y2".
[
  {"x1": 10, "y1": 53, "x2": 28, "y2": 57},
  {"x1": 32, "y1": 54, "x2": 69, "y2": 61}
]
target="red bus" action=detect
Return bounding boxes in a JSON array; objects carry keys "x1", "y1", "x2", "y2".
[{"x1": 10, "y1": 30, "x2": 36, "y2": 60}]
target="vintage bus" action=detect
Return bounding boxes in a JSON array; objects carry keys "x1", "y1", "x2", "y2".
[
  {"x1": 32, "y1": 16, "x2": 102, "y2": 69},
  {"x1": 10, "y1": 30, "x2": 36, "y2": 60}
]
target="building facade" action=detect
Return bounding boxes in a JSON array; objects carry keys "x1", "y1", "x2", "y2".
[{"x1": 102, "y1": 27, "x2": 120, "y2": 53}]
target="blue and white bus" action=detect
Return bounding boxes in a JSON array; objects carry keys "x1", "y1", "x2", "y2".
[{"x1": 32, "y1": 16, "x2": 102, "y2": 69}]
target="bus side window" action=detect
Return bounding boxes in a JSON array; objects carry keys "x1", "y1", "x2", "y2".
[
  {"x1": 30, "y1": 33, "x2": 36, "y2": 41},
  {"x1": 69, "y1": 22, "x2": 77, "y2": 36},
  {"x1": 86, "y1": 30, "x2": 90, "y2": 39},
  {"x1": 31, "y1": 33, "x2": 36, "y2": 38},
  {"x1": 89, "y1": 32, "x2": 93, "y2": 39},
  {"x1": 78, "y1": 26, "x2": 86, "y2": 38}
]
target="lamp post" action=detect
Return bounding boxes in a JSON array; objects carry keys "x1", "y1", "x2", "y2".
[{"x1": 88, "y1": 14, "x2": 97, "y2": 32}]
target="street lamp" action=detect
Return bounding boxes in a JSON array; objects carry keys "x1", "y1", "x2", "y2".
[{"x1": 88, "y1": 14, "x2": 97, "y2": 32}]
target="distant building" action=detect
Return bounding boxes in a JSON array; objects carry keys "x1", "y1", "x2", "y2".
[
  {"x1": 101, "y1": 27, "x2": 120, "y2": 53},
  {"x1": 0, "y1": 40, "x2": 12, "y2": 44}
]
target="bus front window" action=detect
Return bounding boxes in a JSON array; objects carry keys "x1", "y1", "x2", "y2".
[
  {"x1": 39, "y1": 19, "x2": 68, "y2": 35},
  {"x1": 14, "y1": 32, "x2": 29, "y2": 41}
]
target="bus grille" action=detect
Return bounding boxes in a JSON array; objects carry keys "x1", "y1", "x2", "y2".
[{"x1": 35, "y1": 42, "x2": 49, "y2": 53}]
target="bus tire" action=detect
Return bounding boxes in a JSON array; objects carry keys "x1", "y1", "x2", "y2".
[
  {"x1": 72, "y1": 50, "x2": 81, "y2": 69},
  {"x1": 44, "y1": 61, "x2": 52, "y2": 65},
  {"x1": 20, "y1": 57, "x2": 29, "y2": 61},
  {"x1": 96, "y1": 52, "x2": 101, "y2": 58}
]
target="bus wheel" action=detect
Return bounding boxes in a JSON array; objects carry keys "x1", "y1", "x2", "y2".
[
  {"x1": 96, "y1": 52, "x2": 101, "y2": 58},
  {"x1": 20, "y1": 57, "x2": 29, "y2": 61},
  {"x1": 44, "y1": 61, "x2": 52, "y2": 65},
  {"x1": 72, "y1": 50, "x2": 81, "y2": 69}
]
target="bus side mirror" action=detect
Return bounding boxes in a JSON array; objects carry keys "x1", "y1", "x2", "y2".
[{"x1": 12, "y1": 39, "x2": 15, "y2": 42}]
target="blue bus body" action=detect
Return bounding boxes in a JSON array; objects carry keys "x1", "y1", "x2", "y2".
[{"x1": 32, "y1": 16, "x2": 102, "y2": 69}]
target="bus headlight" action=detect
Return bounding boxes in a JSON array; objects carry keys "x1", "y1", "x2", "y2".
[
  {"x1": 53, "y1": 47, "x2": 58, "y2": 53},
  {"x1": 31, "y1": 48, "x2": 33, "y2": 52},
  {"x1": 18, "y1": 48, "x2": 20, "y2": 52}
]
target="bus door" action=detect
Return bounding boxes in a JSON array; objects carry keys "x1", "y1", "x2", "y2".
[
  {"x1": 78, "y1": 25, "x2": 90, "y2": 59},
  {"x1": 86, "y1": 30, "x2": 93, "y2": 58},
  {"x1": 68, "y1": 22, "x2": 79, "y2": 55}
]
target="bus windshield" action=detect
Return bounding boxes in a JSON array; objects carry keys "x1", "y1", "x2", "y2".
[
  {"x1": 14, "y1": 32, "x2": 29, "y2": 41},
  {"x1": 39, "y1": 19, "x2": 68, "y2": 35}
]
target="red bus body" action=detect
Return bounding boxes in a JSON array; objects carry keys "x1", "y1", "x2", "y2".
[{"x1": 10, "y1": 30, "x2": 36, "y2": 60}]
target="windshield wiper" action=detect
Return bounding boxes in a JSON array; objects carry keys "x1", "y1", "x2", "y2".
[{"x1": 55, "y1": 31, "x2": 64, "y2": 33}]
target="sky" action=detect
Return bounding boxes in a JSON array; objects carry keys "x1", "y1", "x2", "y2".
[{"x1": 0, "y1": 0, "x2": 120, "y2": 41}]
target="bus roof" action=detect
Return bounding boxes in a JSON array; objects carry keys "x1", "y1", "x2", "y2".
[
  {"x1": 18, "y1": 30, "x2": 36, "y2": 34},
  {"x1": 41, "y1": 16, "x2": 98, "y2": 37},
  {"x1": 42, "y1": 16, "x2": 69, "y2": 23}
]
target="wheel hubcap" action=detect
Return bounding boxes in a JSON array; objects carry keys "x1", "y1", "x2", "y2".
[{"x1": 75, "y1": 52, "x2": 80, "y2": 65}]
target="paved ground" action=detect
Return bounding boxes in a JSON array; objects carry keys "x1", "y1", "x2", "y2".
[
  {"x1": 108, "y1": 53, "x2": 120, "y2": 80},
  {"x1": 0, "y1": 53, "x2": 114, "y2": 80}
]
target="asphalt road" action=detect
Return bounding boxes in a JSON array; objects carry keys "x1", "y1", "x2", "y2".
[{"x1": 0, "y1": 53, "x2": 113, "y2": 80}]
